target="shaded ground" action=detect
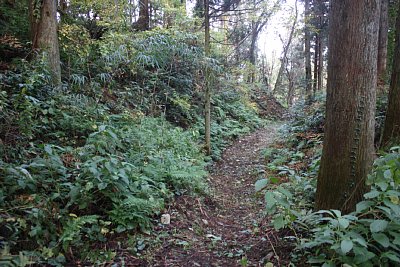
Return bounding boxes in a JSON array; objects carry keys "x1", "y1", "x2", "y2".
[{"x1": 128, "y1": 122, "x2": 294, "y2": 267}]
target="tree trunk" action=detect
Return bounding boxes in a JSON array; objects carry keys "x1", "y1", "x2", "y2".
[
  {"x1": 286, "y1": 61, "x2": 295, "y2": 106},
  {"x1": 317, "y1": 31, "x2": 323, "y2": 91},
  {"x1": 249, "y1": 22, "x2": 257, "y2": 83},
  {"x1": 204, "y1": 0, "x2": 211, "y2": 155},
  {"x1": 261, "y1": 57, "x2": 269, "y2": 88},
  {"x1": 313, "y1": 33, "x2": 319, "y2": 95},
  {"x1": 30, "y1": 0, "x2": 61, "y2": 86},
  {"x1": 274, "y1": 57, "x2": 286, "y2": 94},
  {"x1": 381, "y1": 1, "x2": 400, "y2": 147},
  {"x1": 136, "y1": 0, "x2": 149, "y2": 30},
  {"x1": 377, "y1": 0, "x2": 389, "y2": 88},
  {"x1": 315, "y1": 0, "x2": 379, "y2": 213},
  {"x1": 304, "y1": 0, "x2": 312, "y2": 101}
]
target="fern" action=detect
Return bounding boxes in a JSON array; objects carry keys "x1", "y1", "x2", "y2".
[
  {"x1": 109, "y1": 196, "x2": 164, "y2": 232},
  {"x1": 60, "y1": 215, "x2": 99, "y2": 251}
]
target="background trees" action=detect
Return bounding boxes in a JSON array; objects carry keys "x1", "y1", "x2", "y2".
[
  {"x1": 381, "y1": 0, "x2": 400, "y2": 147},
  {"x1": 273, "y1": 0, "x2": 298, "y2": 97},
  {"x1": 304, "y1": 0, "x2": 312, "y2": 101},
  {"x1": 378, "y1": 0, "x2": 389, "y2": 88}
]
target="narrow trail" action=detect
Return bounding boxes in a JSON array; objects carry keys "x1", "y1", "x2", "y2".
[{"x1": 149, "y1": 122, "x2": 287, "y2": 267}]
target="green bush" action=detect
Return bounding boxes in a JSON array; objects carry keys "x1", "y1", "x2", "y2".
[
  {"x1": 299, "y1": 147, "x2": 400, "y2": 267},
  {"x1": 0, "y1": 107, "x2": 207, "y2": 263},
  {"x1": 257, "y1": 130, "x2": 400, "y2": 266}
]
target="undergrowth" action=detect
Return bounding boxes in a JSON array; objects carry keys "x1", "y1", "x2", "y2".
[
  {"x1": 256, "y1": 95, "x2": 400, "y2": 266},
  {"x1": 0, "y1": 27, "x2": 267, "y2": 265},
  {"x1": 0, "y1": 93, "x2": 208, "y2": 264}
]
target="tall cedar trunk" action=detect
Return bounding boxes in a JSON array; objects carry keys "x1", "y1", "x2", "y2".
[
  {"x1": 274, "y1": 57, "x2": 286, "y2": 94},
  {"x1": 286, "y1": 61, "x2": 295, "y2": 106},
  {"x1": 315, "y1": 0, "x2": 379, "y2": 213},
  {"x1": 30, "y1": 0, "x2": 61, "y2": 85},
  {"x1": 377, "y1": 0, "x2": 389, "y2": 88},
  {"x1": 273, "y1": 0, "x2": 297, "y2": 94},
  {"x1": 204, "y1": 0, "x2": 211, "y2": 155},
  {"x1": 137, "y1": 0, "x2": 149, "y2": 30},
  {"x1": 381, "y1": 1, "x2": 400, "y2": 146},
  {"x1": 261, "y1": 57, "x2": 269, "y2": 87},
  {"x1": 313, "y1": 33, "x2": 319, "y2": 95},
  {"x1": 249, "y1": 23, "x2": 257, "y2": 83},
  {"x1": 304, "y1": 0, "x2": 312, "y2": 101},
  {"x1": 317, "y1": 30, "x2": 323, "y2": 91}
]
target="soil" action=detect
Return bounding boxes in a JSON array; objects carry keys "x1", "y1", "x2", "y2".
[{"x1": 121, "y1": 122, "x2": 294, "y2": 267}]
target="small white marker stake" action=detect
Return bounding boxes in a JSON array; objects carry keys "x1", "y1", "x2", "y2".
[{"x1": 161, "y1": 214, "x2": 170, "y2": 225}]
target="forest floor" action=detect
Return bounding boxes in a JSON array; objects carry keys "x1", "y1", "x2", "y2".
[{"x1": 121, "y1": 122, "x2": 295, "y2": 267}]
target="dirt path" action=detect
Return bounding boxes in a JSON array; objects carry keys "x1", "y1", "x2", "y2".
[{"x1": 147, "y1": 122, "x2": 288, "y2": 267}]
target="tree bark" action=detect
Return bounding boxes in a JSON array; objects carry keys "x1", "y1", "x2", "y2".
[
  {"x1": 136, "y1": 0, "x2": 149, "y2": 30},
  {"x1": 317, "y1": 30, "x2": 323, "y2": 91},
  {"x1": 249, "y1": 19, "x2": 257, "y2": 83},
  {"x1": 286, "y1": 60, "x2": 295, "y2": 106},
  {"x1": 313, "y1": 33, "x2": 319, "y2": 95},
  {"x1": 304, "y1": 0, "x2": 312, "y2": 101},
  {"x1": 204, "y1": 0, "x2": 211, "y2": 155},
  {"x1": 30, "y1": 0, "x2": 61, "y2": 85},
  {"x1": 381, "y1": 1, "x2": 400, "y2": 147},
  {"x1": 377, "y1": 0, "x2": 389, "y2": 88},
  {"x1": 315, "y1": 0, "x2": 379, "y2": 213}
]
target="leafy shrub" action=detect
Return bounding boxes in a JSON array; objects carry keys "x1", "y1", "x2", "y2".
[
  {"x1": 0, "y1": 1, "x2": 30, "y2": 43},
  {"x1": 299, "y1": 147, "x2": 400, "y2": 267},
  {"x1": 285, "y1": 94, "x2": 326, "y2": 135},
  {"x1": 0, "y1": 105, "x2": 207, "y2": 263}
]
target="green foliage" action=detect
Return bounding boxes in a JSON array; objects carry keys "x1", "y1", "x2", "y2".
[
  {"x1": 57, "y1": 26, "x2": 263, "y2": 157},
  {"x1": 299, "y1": 148, "x2": 400, "y2": 266},
  {"x1": 1, "y1": 12, "x2": 266, "y2": 263},
  {"x1": 205, "y1": 85, "x2": 264, "y2": 159},
  {"x1": 59, "y1": 215, "x2": 100, "y2": 251},
  {"x1": 256, "y1": 175, "x2": 316, "y2": 230},
  {"x1": 255, "y1": 99, "x2": 324, "y2": 230},
  {"x1": 0, "y1": 1, "x2": 29, "y2": 42},
  {"x1": 0, "y1": 88, "x2": 207, "y2": 263},
  {"x1": 257, "y1": 98, "x2": 400, "y2": 266},
  {"x1": 284, "y1": 95, "x2": 326, "y2": 135}
]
